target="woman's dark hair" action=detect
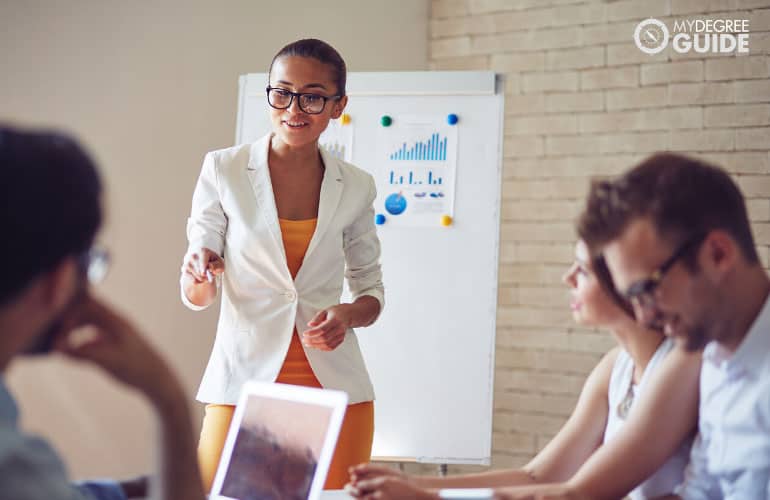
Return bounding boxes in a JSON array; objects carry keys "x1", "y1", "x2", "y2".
[
  {"x1": 0, "y1": 126, "x2": 102, "y2": 306},
  {"x1": 591, "y1": 254, "x2": 635, "y2": 319},
  {"x1": 269, "y1": 38, "x2": 347, "y2": 96}
]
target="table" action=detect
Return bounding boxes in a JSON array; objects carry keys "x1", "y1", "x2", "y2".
[{"x1": 322, "y1": 491, "x2": 353, "y2": 499}]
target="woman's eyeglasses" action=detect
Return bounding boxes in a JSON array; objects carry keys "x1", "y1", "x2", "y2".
[{"x1": 266, "y1": 86, "x2": 341, "y2": 115}]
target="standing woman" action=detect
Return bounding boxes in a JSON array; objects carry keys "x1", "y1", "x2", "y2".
[{"x1": 180, "y1": 39, "x2": 384, "y2": 491}]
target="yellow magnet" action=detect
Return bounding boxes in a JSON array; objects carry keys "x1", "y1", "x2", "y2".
[
  {"x1": 440, "y1": 215, "x2": 453, "y2": 226},
  {"x1": 341, "y1": 113, "x2": 351, "y2": 125}
]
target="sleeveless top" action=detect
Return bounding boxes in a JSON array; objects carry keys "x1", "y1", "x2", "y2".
[{"x1": 604, "y1": 337, "x2": 693, "y2": 499}]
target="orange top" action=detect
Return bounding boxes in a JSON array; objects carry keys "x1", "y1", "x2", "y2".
[
  {"x1": 276, "y1": 218, "x2": 322, "y2": 388},
  {"x1": 278, "y1": 218, "x2": 318, "y2": 279},
  {"x1": 276, "y1": 218, "x2": 374, "y2": 490}
]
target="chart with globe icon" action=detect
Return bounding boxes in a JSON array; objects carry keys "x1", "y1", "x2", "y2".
[{"x1": 376, "y1": 115, "x2": 457, "y2": 227}]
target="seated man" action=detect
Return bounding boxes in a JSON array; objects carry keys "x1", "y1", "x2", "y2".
[
  {"x1": 578, "y1": 152, "x2": 770, "y2": 499},
  {"x1": 0, "y1": 126, "x2": 206, "y2": 500}
]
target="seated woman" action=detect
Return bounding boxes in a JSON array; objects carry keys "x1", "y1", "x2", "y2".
[{"x1": 347, "y1": 240, "x2": 701, "y2": 500}]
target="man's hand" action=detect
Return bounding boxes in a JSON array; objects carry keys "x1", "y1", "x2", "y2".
[
  {"x1": 55, "y1": 293, "x2": 205, "y2": 500},
  {"x1": 53, "y1": 293, "x2": 182, "y2": 405}
]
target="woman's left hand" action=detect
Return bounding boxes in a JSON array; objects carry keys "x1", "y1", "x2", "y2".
[
  {"x1": 300, "y1": 304, "x2": 354, "y2": 351},
  {"x1": 346, "y1": 476, "x2": 438, "y2": 500}
]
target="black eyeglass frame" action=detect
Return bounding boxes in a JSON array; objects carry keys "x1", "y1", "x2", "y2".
[
  {"x1": 265, "y1": 86, "x2": 342, "y2": 115},
  {"x1": 623, "y1": 232, "x2": 708, "y2": 309}
]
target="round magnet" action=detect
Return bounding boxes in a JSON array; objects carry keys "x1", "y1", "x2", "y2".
[{"x1": 380, "y1": 115, "x2": 392, "y2": 127}]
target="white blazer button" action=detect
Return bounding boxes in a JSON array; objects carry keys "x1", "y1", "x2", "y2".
[{"x1": 285, "y1": 291, "x2": 297, "y2": 301}]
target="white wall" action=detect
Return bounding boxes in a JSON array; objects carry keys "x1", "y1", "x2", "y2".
[{"x1": 0, "y1": 0, "x2": 428, "y2": 478}]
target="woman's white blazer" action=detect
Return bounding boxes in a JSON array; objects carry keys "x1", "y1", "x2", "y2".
[{"x1": 181, "y1": 134, "x2": 384, "y2": 405}]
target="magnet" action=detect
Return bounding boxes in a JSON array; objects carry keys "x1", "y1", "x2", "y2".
[
  {"x1": 375, "y1": 214, "x2": 386, "y2": 225},
  {"x1": 380, "y1": 115, "x2": 392, "y2": 127},
  {"x1": 447, "y1": 113, "x2": 458, "y2": 125},
  {"x1": 441, "y1": 215, "x2": 453, "y2": 226},
  {"x1": 341, "y1": 114, "x2": 351, "y2": 125}
]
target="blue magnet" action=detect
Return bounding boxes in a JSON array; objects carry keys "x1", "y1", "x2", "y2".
[
  {"x1": 375, "y1": 213, "x2": 386, "y2": 225},
  {"x1": 447, "y1": 113, "x2": 459, "y2": 125}
]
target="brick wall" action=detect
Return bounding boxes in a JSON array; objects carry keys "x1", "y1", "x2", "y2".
[{"x1": 416, "y1": 0, "x2": 770, "y2": 476}]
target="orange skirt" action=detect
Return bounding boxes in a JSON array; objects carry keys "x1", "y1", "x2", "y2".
[{"x1": 197, "y1": 332, "x2": 374, "y2": 491}]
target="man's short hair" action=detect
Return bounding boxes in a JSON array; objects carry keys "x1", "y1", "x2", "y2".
[
  {"x1": 577, "y1": 152, "x2": 759, "y2": 265},
  {"x1": 0, "y1": 126, "x2": 102, "y2": 305}
]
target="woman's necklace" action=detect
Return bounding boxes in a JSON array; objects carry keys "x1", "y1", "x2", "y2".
[{"x1": 616, "y1": 373, "x2": 635, "y2": 420}]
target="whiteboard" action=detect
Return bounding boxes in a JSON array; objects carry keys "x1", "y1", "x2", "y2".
[{"x1": 236, "y1": 71, "x2": 503, "y2": 465}]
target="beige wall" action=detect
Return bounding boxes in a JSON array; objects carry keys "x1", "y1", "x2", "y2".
[
  {"x1": 0, "y1": 0, "x2": 428, "y2": 478},
  {"x1": 428, "y1": 0, "x2": 770, "y2": 475}
]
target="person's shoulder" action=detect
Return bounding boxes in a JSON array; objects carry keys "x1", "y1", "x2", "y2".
[
  {"x1": 207, "y1": 142, "x2": 255, "y2": 166},
  {"x1": 587, "y1": 346, "x2": 622, "y2": 388},
  {"x1": 0, "y1": 425, "x2": 76, "y2": 497},
  {"x1": 599, "y1": 346, "x2": 622, "y2": 370},
  {"x1": 0, "y1": 424, "x2": 65, "y2": 472}
]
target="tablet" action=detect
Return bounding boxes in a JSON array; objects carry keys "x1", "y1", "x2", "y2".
[{"x1": 209, "y1": 381, "x2": 348, "y2": 500}]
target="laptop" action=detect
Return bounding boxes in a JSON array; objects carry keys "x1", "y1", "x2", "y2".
[{"x1": 209, "y1": 381, "x2": 348, "y2": 500}]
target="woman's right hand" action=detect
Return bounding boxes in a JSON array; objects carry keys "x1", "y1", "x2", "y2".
[
  {"x1": 181, "y1": 248, "x2": 224, "y2": 308},
  {"x1": 348, "y1": 463, "x2": 409, "y2": 487},
  {"x1": 346, "y1": 464, "x2": 431, "y2": 499},
  {"x1": 182, "y1": 247, "x2": 225, "y2": 284}
]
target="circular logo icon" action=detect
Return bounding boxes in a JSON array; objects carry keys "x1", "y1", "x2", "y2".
[
  {"x1": 384, "y1": 193, "x2": 407, "y2": 215},
  {"x1": 634, "y1": 18, "x2": 669, "y2": 54}
]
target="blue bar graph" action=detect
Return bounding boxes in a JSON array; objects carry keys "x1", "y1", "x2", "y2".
[
  {"x1": 389, "y1": 133, "x2": 448, "y2": 161},
  {"x1": 389, "y1": 170, "x2": 443, "y2": 186},
  {"x1": 322, "y1": 141, "x2": 346, "y2": 160}
]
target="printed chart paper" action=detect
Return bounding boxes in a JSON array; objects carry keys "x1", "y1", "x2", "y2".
[{"x1": 376, "y1": 115, "x2": 458, "y2": 227}]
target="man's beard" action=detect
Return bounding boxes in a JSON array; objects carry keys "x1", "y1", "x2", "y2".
[
  {"x1": 23, "y1": 319, "x2": 62, "y2": 355},
  {"x1": 683, "y1": 323, "x2": 711, "y2": 352},
  {"x1": 23, "y1": 280, "x2": 86, "y2": 356}
]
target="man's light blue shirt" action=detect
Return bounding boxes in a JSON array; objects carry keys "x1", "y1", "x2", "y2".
[
  {"x1": 675, "y1": 293, "x2": 770, "y2": 499},
  {"x1": 0, "y1": 379, "x2": 126, "y2": 500}
]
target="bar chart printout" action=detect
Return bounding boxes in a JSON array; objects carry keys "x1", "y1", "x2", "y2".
[
  {"x1": 378, "y1": 116, "x2": 458, "y2": 227},
  {"x1": 320, "y1": 118, "x2": 354, "y2": 162},
  {"x1": 389, "y1": 133, "x2": 448, "y2": 161}
]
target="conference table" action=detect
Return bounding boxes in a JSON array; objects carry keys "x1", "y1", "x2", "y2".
[
  {"x1": 198, "y1": 492, "x2": 353, "y2": 499},
  {"x1": 322, "y1": 491, "x2": 354, "y2": 499}
]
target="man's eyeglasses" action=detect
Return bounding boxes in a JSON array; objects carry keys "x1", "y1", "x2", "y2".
[
  {"x1": 624, "y1": 232, "x2": 707, "y2": 311},
  {"x1": 77, "y1": 246, "x2": 110, "y2": 285},
  {"x1": 266, "y1": 86, "x2": 341, "y2": 115}
]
